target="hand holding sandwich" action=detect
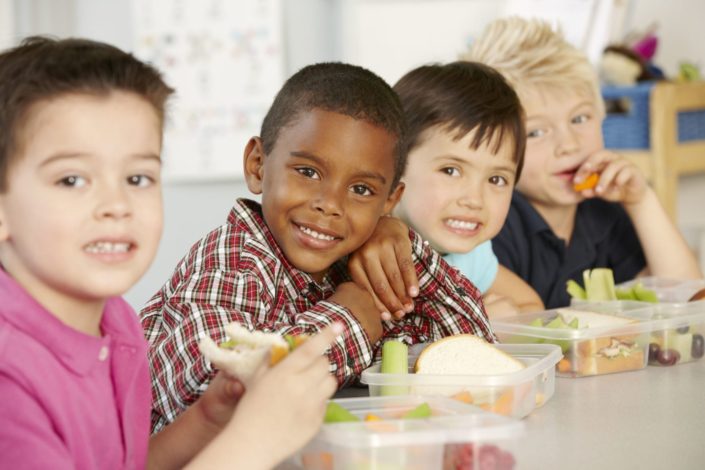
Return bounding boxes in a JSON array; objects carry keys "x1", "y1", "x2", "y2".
[
  {"x1": 184, "y1": 323, "x2": 343, "y2": 470},
  {"x1": 149, "y1": 323, "x2": 342, "y2": 470}
]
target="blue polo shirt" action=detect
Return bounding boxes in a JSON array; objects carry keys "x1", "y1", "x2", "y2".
[{"x1": 493, "y1": 192, "x2": 646, "y2": 308}]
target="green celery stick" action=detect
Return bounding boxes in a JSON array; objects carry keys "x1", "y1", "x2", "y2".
[{"x1": 380, "y1": 341, "x2": 409, "y2": 396}]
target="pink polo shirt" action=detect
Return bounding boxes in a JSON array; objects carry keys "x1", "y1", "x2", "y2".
[{"x1": 0, "y1": 269, "x2": 151, "y2": 469}]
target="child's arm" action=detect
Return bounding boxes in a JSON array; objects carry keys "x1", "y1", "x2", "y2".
[
  {"x1": 348, "y1": 216, "x2": 419, "y2": 320},
  {"x1": 147, "y1": 373, "x2": 244, "y2": 469},
  {"x1": 149, "y1": 325, "x2": 340, "y2": 470},
  {"x1": 143, "y1": 271, "x2": 381, "y2": 428},
  {"x1": 368, "y1": 230, "x2": 496, "y2": 345},
  {"x1": 483, "y1": 265, "x2": 544, "y2": 318},
  {"x1": 574, "y1": 150, "x2": 702, "y2": 279}
]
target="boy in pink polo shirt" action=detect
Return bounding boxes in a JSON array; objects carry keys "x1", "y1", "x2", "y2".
[{"x1": 0, "y1": 37, "x2": 339, "y2": 469}]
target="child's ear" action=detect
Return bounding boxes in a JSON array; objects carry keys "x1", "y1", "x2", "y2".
[
  {"x1": 243, "y1": 137, "x2": 266, "y2": 194},
  {"x1": 382, "y1": 181, "x2": 405, "y2": 215}
]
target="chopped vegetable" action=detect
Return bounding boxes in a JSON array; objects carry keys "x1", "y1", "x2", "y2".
[{"x1": 573, "y1": 172, "x2": 599, "y2": 191}]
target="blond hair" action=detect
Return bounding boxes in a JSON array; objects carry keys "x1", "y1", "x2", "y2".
[{"x1": 464, "y1": 17, "x2": 604, "y2": 115}]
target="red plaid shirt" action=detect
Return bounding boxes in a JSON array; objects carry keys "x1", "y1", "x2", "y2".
[{"x1": 141, "y1": 199, "x2": 494, "y2": 431}]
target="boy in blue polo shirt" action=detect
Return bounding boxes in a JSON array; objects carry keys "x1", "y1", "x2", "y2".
[{"x1": 467, "y1": 17, "x2": 702, "y2": 307}]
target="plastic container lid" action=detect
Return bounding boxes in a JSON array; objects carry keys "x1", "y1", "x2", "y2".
[
  {"x1": 491, "y1": 307, "x2": 654, "y2": 341},
  {"x1": 361, "y1": 343, "x2": 562, "y2": 389},
  {"x1": 616, "y1": 277, "x2": 705, "y2": 303},
  {"x1": 313, "y1": 396, "x2": 524, "y2": 449}
]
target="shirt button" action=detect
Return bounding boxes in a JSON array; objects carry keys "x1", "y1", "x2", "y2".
[{"x1": 98, "y1": 346, "x2": 109, "y2": 361}]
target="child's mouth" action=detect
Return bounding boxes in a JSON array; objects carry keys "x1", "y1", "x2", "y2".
[
  {"x1": 444, "y1": 218, "x2": 480, "y2": 235},
  {"x1": 555, "y1": 168, "x2": 579, "y2": 181},
  {"x1": 294, "y1": 223, "x2": 342, "y2": 249},
  {"x1": 84, "y1": 241, "x2": 133, "y2": 253}
]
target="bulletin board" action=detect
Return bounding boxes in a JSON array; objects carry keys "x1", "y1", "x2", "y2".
[{"x1": 132, "y1": 0, "x2": 285, "y2": 181}]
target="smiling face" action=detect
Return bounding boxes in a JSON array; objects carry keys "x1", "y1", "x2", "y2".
[
  {"x1": 518, "y1": 86, "x2": 604, "y2": 211},
  {"x1": 245, "y1": 109, "x2": 402, "y2": 281},
  {"x1": 0, "y1": 91, "x2": 163, "y2": 320},
  {"x1": 394, "y1": 126, "x2": 516, "y2": 254}
]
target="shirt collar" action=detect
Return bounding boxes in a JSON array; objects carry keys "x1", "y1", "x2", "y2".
[
  {"x1": 0, "y1": 268, "x2": 140, "y2": 375},
  {"x1": 228, "y1": 198, "x2": 348, "y2": 293}
]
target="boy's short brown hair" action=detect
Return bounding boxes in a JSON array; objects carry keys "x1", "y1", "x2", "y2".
[
  {"x1": 466, "y1": 17, "x2": 604, "y2": 116},
  {"x1": 394, "y1": 60, "x2": 526, "y2": 180},
  {"x1": 0, "y1": 36, "x2": 174, "y2": 191}
]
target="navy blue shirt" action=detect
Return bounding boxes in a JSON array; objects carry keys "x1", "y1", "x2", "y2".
[{"x1": 493, "y1": 192, "x2": 646, "y2": 308}]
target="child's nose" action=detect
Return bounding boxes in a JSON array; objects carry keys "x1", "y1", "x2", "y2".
[
  {"x1": 311, "y1": 185, "x2": 343, "y2": 217},
  {"x1": 555, "y1": 126, "x2": 580, "y2": 156},
  {"x1": 95, "y1": 184, "x2": 131, "y2": 219},
  {"x1": 459, "y1": 187, "x2": 483, "y2": 209}
]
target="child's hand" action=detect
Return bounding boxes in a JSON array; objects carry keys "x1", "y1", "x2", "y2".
[
  {"x1": 348, "y1": 216, "x2": 419, "y2": 321},
  {"x1": 573, "y1": 149, "x2": 648, "y2": 205},
  {"x1": 329, "y1": 282, "x2": 383, "y2": 343},
  {"x1": 195, "y1": 372, "x2": 246, "y2": 431},
  {"x1": 222, "y1": 324, "x2": 341, "y2": 468}
]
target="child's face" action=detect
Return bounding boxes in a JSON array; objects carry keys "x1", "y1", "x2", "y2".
[
  {"x1": 518, "y1": 87, "x2": 604, "y2": 209},
  {"x1": 394, "y1": 127, "x2": 516, "y2": 254},
  {"x1": 245, "y1": 109, "x2": 402, "y2": 282},
  {"x1": 0, "y1": 91, "x2": 163, "y2": 309}
]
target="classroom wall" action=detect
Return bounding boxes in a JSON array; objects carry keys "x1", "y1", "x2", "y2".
[{"x1": 7, "y1": 0, "x2": 705, "y2": 309}]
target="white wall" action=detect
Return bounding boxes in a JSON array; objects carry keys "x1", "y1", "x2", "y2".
[{"x1": 8, "y1": 0, "x2": 705, "y2": 309}]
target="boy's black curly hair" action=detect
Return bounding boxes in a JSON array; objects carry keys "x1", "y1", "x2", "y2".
[{"x1": 260, "y1": 62, "x2": 407, "y2": 190}]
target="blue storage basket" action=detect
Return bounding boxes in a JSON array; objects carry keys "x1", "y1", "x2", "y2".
[
  {"x1": 602, "y1": 82, "x2": 655, "y2": 149},
  {"x1": 678, "y1": 109, "x2": 705, "y2": 142},
  {"x1": 602, "y1": 81, "x2": 705, "y2": 149}
]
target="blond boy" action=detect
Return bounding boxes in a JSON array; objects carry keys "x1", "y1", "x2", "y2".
[{"x1": 466, "y1": 17, "x2": 701, "y2": 308}]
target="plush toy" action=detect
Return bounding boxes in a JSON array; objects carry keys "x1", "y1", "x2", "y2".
[{"x1": 600, "y1": 45, "x2": 652, "y2": 86}]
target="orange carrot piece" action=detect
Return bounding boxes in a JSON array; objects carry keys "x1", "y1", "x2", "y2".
[{"x1": 573, "y1": 172, "x2": 599, "y2": 192}]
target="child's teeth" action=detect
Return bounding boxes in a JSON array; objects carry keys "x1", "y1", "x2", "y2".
[
  {"x1": 85, "y1": 242, "x2": 130, "y2": 253},
  {"x1": 447, "y1": 219, "x2": 478, "y2": 230},
  {"x1": 300, "y1": 226, "x2": 335, "y2": 241}
]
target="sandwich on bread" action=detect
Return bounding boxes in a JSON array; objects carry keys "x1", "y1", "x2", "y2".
[
  {"x1": 411, "y1": 335, "x2": 526, "y2": 402},
  {"x1": 414, "y1": 335, "x2": 525, "y2": 375},
  {"x1": 199, "y1": 323, "x2": 305, "y2": 384},
  {"x1": 551, "y1": 309, "x2": 644, "y2": 376}
]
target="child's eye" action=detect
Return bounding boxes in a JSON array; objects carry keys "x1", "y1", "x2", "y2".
[
  {"x1": 572, "y1": 114, "x2": 590, "y2": 124},
  {"x1": 350, "y1": 184, "x2": 373, "y2": 196},
  {"x1": 489, "y1": 175, "x2": 509, "y2": 187},
  {"x1": 127, "y1": 175, "x2": 155, "y2": 187},
  {"x1": 57, "y1": 175, "x2": 87, "y2": 188},
  {"x1": 440, "y1": 167, "x2": 460, "y2": 177},
  {"x1": 296, "y1": 167, "x2": 320, "y2": 179},
  {"x1": 527, "y1": 129, "x2": 545, "y2": 139}
]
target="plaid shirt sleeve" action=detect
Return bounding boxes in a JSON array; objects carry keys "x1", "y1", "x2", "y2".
[
  {"x1": 140, "y1": 240, "x2": 374, "y2": 431},
  {"x1": 374, "y1": 229, "x2": 496, "y2": 356}
]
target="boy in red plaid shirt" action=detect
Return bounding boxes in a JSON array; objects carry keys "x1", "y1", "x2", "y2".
[{"x1": 141, "y1": 62, "x2": 495, "y2": 431}]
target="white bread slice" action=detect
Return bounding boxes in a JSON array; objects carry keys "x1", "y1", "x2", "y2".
[
  {"x1": 199, "y1": 323, "x2": 288, "y2": 385},
  {"x1": 414, "y1": 335, "x2": 525, "y2": 375}
]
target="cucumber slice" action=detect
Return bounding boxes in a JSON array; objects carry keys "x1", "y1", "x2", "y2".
[
  {"x1": 401, "y1": 402, "x2": 431, "y2": 420},
  {"x1": 324, "y1": 402, "x2": 360, "y2": 423}
]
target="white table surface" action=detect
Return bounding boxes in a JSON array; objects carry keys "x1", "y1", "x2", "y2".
[{"x1": 336, "y1": 360, "x2": 705, "y2": 469}]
